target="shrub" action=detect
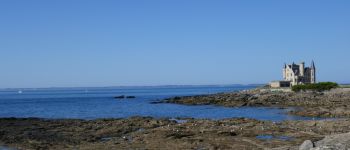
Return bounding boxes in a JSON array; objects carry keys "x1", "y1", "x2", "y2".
[{"x1": 292, "y1": 82, "x2": 338, "y2": 92}]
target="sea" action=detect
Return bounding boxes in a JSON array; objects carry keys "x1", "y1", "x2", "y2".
[{"x1": 0, "y1": 85, "x2": 310, "y2": 121}]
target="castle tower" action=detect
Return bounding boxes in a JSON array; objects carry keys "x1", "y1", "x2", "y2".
[
  {"x1": 283, "y1": 63, "x2": 287, "y2": 79},
  {"x1": 299, "y1": 62, "x2": 305, "y2": 76},
  {"x1": 310, "y1": 61, "x2": 316, "y2": 83}
]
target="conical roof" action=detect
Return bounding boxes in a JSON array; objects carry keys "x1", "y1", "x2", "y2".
[{"x1": 311, "y1": 60, "x2": 315, "y2": 69}]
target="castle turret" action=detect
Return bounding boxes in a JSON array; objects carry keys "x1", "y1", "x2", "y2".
[
  {"x1": 283, "y1": 63, "x2": 287, "y2": 79},
  {"x1": 299, "y1": 62, "x2": 305, "y2": 76},
  {"x1": 310, "y1": 60, "x2": 316, "y2": 83}
]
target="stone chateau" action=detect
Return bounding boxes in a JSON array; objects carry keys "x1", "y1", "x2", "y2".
[{"x1": 270, "y1": 61, "x2": 316, "y2": 88}]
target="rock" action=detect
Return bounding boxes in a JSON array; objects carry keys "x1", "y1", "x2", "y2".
[
  {"x1": 312, "y1": 132, "x2": 350, "y2": 150},
  {"x1": 299, "y1": 140, "x2": 314, "y2": 150},
  {"x1": 173, "y1": 96, "x2": 181, "y2": 100},
  {"x1": 149, "y1": 101, "x2": 162, "y2": 104},
  {"x1": 114, "y1": 95, "x2": 125, "y2": 99},
  {"x1": 126, "y1": 96, "x2": 136, "y2": 99}
]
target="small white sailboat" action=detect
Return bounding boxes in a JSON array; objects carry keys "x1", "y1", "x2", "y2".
[{"x1": 18, "y1": 90, "x2": 23, "y2": 94}]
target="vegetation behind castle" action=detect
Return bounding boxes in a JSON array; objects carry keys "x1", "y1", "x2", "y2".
[{"x1": 292, "y1": 82, "x2": 339, "y2": 92}]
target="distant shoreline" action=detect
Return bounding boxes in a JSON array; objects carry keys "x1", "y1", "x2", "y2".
[{"x1": 0, "y1": 84, "x2": 263, "y2": 90}]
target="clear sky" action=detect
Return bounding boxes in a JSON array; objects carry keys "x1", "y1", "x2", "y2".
[{"x1": 0, "y1": 0, "x2": 349, "y2": 88}]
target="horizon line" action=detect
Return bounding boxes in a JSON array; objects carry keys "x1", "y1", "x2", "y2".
[{"x1": 0, "y1": 83, "x2": 266, "y2": 90}]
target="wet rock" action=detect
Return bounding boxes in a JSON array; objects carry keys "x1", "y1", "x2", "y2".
[{"x1": 114, "y1": 95, "x2": 125, "y2": 99}]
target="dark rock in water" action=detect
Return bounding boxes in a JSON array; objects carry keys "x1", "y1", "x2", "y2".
[
  {"x1": 114, "y1": 95, "x2": 125, "y2": 99},
  {"x1": 114, "y1": 95, "x2": 136, "y2": 99},
  {"x1": 149, "y1": 100, "x2": 163, "y2": 104},
  {"x1": 173, "y1": 96, "x2": 181, "y2": 100}
]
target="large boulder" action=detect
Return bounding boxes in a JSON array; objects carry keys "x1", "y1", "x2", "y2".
[
  {"x1": 299, "y1": 140, "x2": 314, "y2": 150},
  {"x1": 300, "y1": 132, "x2": 350, "y2": 150},
  {"x1": 312, "y1": 132, "x2": 350, "y2": 150}
]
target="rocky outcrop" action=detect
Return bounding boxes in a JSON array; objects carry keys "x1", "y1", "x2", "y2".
[{"x1": 162, "y1": 88, "x2": 350, "y2": 118}]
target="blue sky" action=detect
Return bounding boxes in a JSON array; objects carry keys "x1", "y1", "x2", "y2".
[{"x1": 0, "y1": 0, "x2": 349, "y2": 88}]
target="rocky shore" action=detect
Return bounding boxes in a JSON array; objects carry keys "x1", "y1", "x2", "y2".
[
  {"x1": 2, "y1": 117, "x2": 350, "y2": 150},
  {"x1": 2, "y1": 88, "x2": 350, "y2": 149},
  {"x1": 163, "y1": 88, "x2": 350, "y2": 118}
]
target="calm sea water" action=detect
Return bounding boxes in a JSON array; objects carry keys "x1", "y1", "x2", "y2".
[{"x1": 0, "y1": 85, "x2": 309, "y2": 121}]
